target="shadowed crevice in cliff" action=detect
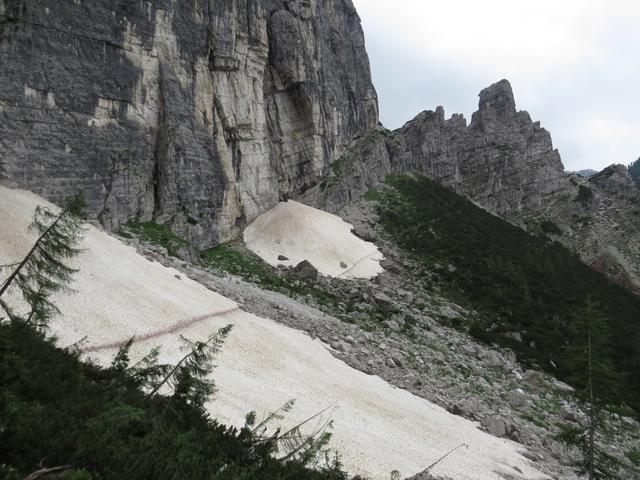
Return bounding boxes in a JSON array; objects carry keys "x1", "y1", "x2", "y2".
[{"x1": 153, "y1": 62, "x2": 227, "y2": 249}]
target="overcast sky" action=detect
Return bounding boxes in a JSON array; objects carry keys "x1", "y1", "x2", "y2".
[{"x1": 352, "y1": 0, "x2": 639, "y2": 172}]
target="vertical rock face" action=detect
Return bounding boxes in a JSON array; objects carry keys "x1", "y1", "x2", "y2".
[{"x1": 0, "y1": 0, "x2": 378, "y2": 246}]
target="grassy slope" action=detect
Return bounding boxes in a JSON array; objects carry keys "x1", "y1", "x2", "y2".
[
  {"x1": 373, "y1": 176, "x2": 640, "y2": 412},
  {"x1": 120, "y1": 221, "x2": 188, "y2": 257}
]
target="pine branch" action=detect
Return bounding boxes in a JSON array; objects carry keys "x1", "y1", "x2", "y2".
[
  {"x1": 0, "y1": 194, "x2": 86, "y2": 328},
  {"x1": 23, "y1": 465, "x2": 72, "y2": 480},
  {"x1": 0, "y1": 209, "x2": 66, "y2": 298},
  {"x1": 253, "y1": 399, "x2": 297, "y2": 434},
  {"x1": 145, "y1": 325, "x2": 232, "y2": 400}
]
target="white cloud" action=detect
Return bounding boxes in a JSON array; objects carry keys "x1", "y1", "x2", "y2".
[{"x1": 353, "y1": 0, "x2": 640, "y2": 170}]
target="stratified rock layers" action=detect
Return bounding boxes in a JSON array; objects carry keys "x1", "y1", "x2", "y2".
[{"x1": 0, "y1": 0, "x2": 378, "y2": 247}]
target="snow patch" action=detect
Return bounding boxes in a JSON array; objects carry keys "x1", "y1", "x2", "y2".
[{"x1": 244, "y1": 200, "x2": 384, "y2": 279}]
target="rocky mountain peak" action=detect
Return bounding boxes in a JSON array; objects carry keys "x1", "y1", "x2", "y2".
[
  {"x1": 589, "y1": 164, "x2": 636, "y2": 193},
  {"x1": 470, "y1": 79, "x2": 517, "y2": 130}
]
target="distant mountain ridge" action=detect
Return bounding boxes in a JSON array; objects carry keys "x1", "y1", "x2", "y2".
[{"x1": 575, "y1": 169, "x2": 598, "y2": 178}]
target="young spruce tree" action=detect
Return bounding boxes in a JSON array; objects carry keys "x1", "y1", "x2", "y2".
[
  {"x1": 0, "y1": 193, "x2": 86, "y2": 329},
  {"x1": 563, "y1": 296, "x2": 621, "y2": 479}
]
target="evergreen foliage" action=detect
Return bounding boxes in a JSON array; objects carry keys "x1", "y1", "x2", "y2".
[
  {"x1": 0, "y1": 322, "x2": 359, "y2": 480},
  {"x1": 147, "y1": 325, "x2": 233, "y2": 410},
  {"x1": 629, "y1": 158, "x2": 640, "y2": 186},
  {"x1": 246, "y1": 399, "x2": 336, "y2": 466},
  {"x1": 565, "y1": 298, "x2": 620, "y2": 404},
  {"x1": 560, "y1": 298, "x2": 623, "y2": 478},
  {"x1": 0, "y1": 193, "x2": 86, "y2": 328},
  {"x1": 375, "y1": 175, "x2": 640, "y2": 413}
]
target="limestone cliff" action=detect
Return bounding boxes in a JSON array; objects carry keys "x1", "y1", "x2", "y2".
[{"x1": 0, "y1": 0, "x2": 378, "y2": 247}]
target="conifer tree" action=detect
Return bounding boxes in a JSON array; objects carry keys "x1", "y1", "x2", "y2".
[
  {"x1": 629, "y1": 158, "x2": 640, "y2": 186},
  {"x1": 563, "y1": 297, "x2": 620, "y2": 479},
  {"x1": 0, "y1": 194, "x2": 86, "y2": 328},
  {"x1": 111, "y1": 337, "x2": 170, "y2": 391},
  {"x1": 146, "y1": 324, "x2": 233, "y2": 410}
]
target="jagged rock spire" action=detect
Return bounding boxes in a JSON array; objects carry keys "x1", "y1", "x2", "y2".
[{"x1": 471, "y1": 79, "x2": 517, "y2": 130}]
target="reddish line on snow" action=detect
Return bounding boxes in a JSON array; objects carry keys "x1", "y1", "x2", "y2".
[{"x1": 81, "y1": 306, "x2": 240, "y2": 353}]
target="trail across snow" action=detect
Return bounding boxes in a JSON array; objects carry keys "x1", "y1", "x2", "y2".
[
  {"x1": 0, "y1": 187, "x2": 548, "y2": 480},
  {"x1": 244, "y1": 200, "x2": 384, "y2": 279}
]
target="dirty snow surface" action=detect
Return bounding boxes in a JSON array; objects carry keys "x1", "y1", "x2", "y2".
[
  {"x1": 244, "y1": 200, "x2": 384, "y2": 279},
  {"x1": 0, "y1": 187, "x2": 548, "y2": 480}
]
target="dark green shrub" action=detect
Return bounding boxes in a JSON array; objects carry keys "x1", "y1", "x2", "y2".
[
  {"x1": 540, "y1": 220, "x2": 562, "y2": 235},
  {"x1": 577, "y1": 184, "x2": 594, "y2": 206},
  {"x1": 125, "y1": 221, "x2": 188, "y2": 256}
]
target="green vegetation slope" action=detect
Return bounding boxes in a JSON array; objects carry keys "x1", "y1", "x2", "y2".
[{"x1": 373, "y1": 175, "x2": 640, "y2": 413}]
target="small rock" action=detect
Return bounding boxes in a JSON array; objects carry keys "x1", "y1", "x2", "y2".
[
  {"x1": 330, "y1": 340, "x2": 351, "y2": 353},
  {"x1": 289, "y1": 260, "x2": 318, "y2": 281},
  {"x1": 482, "y1": 415, "x2": 507, "y2": 437},
  {"x1": 375, "y1": 273, "x2": 396, "y2": 289},
  {"x1": 504, "y1": 331, "x2": 523, "y2": 342},
  {"x1": 351, "y1": 227, "x2": 375, "y2": 242},
  {"x1": 340, "y1": 261, "x2": 348, "y2": 268},
  {"x1": 560, "y1": 404, "x2": 581, "y2": 422},
  {"x1": 523, "y1": 369, "x2": 546, "y2": 390},
  {"x1": 502, "y1": 348, "x2": 517, "y2": 364},
  {"x1": 482, "y1": 350, "x2": 504, "y2": 369},
  {"x1": 509, "y1": 389, "x2": 529, "y2": 408},
  {"x1": 372, "y1": 291, "x2": 396, "y2": 312},
  {"x1": 391, "y1": 353, "x2": 404, "y2": 368},
  {"x1": 277, "y1": 254, "x2": 289, "y2": 261},
  {"x1": 449, "y1": 399, "x2": 478, "y2": 418},
  {"x1": 385, "y1": 319, "x2": 401, "y2": 331},
  {"x1": 551, "y1": 380, "x2": 575, "y2": 393},
  {"x1": 379, "y1": 259, "x2": 400, "y2": 274}
]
